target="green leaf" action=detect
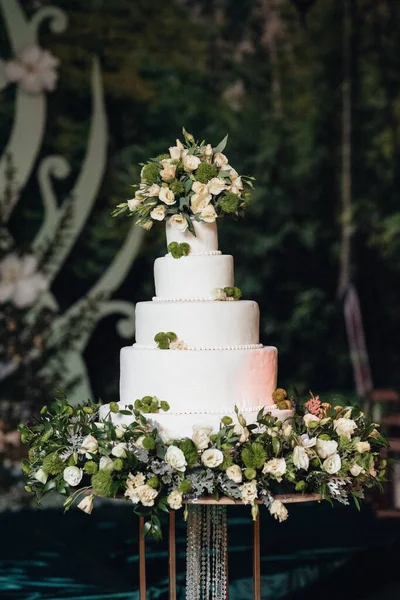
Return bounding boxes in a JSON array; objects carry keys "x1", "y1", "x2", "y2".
[{"x1": 213, "y1": 134, "x2": 229, "y2": 154}]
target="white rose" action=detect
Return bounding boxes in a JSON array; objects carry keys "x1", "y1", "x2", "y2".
[
  {"x1": 323, "y1": 453, "x2": 341, "y2": 474},
  {"x1": 333, "y1": 417, "x2": 357, "y2": 439},
  {"x1": 134, "y1": 435, "x2": 146, "y2": 448},
  {"x1": 34, "y1": 468, "x2": 48, "y2": 485},
  {"x1": 77, "y1": 494, "x2": 94, "y2": 515},
  {"x1": 208, "y1": 177, "x2": 227, "y2": 195},
  {"x1": 233, "y1": 423, "x2": 250, "y2": 444},
  {"x1": 159, "y1": 186, "x2": 176, "y2": 205},
  {"x1": 165, "y1": 445, "x2": 187, "y2": 472},
  {"x1": 127, "y1": 198, "x2": 141, "y2": 211},
  {"x1": 160, "y1": 162, "x2": 177, "y2": 182},
  {"x1": 282, "y1": 422, "x2": 293, "y2": 438},
  {"x1": 141, "y1": 220, "x2": 153, "y2": 231},
  {"x1": 168, "y1": 214, "x2": 188, "y2": 232},
  {"x1": 293, "y1": 446, "x2": 309, "y2": 471},
  {"x1": 126, "y1": 472, "x2": 145, "y2": 490},
  {"x1": 167, "y1": 489, "x2": 183, "y2": 510},
  {"x1": 191, "y1": 192, "x2": 212, "y2": 214},
  {"x1": 262, "y1": 458, "x2": 286, "y2": 482},
  {"x1": 146, "y1": 183, "x2": 161, "y2": 197},
  {"x1": 192, "y1": 425, "x2": 213, "y2": 450},
  {"x1": 169, "y1": 139, "x2": 185, "y2": 160},
  {"x1": 158, "y1": 427, "x2": 177, "y2": 445},
  {"x1": 136, "y1": 484, "x2": 158, "y2": 507},
  {"x1": 115, "y1": 426, "x2": 125, "y2": 440},
  {"x1": 79, "y1": 434, "x2": 98, "y2": 457},
  {"x1": 111, "y1": 443, "x2": 127, "y2": 458},
  {"x1": 150, "y1": 205, "x2": 167, "y2": 221},
  {"x1": 303, "y1": 414, "x2": 321, "y2": 427},
  {"x1": 214, "y1": 152, "x2": 229, "y2": 168},
  {"x1": 183, "y1": 154, "x2": 201, "y2": 172},
  {"x1": 299, "y1": 434, "x2": 316, "y2": 448},
  {"x1": 228, "y1": 175, "x2": 243, "y2": 195},
  {"x1": 169, "y1": 339, "x2": 188, "y2": 350},
  {"x1": 350, "y1": 463, "x2": 363, "y2": 477},
  {"x1": 63, "y1": 466, "x2": 83, "y2": 487},
  {"x1": 99, "y1": 456, "x2": 114, "y2": 471},
  {"x1": 356, "y1": 441, "x2": 370, "y2": 453},
  {"x1": 240, "y1": 480, "x2": 258, "y2": 505},
  {"x1": 226, "y1": 464, "x2": 243, "y2": 483},
  {"x1": 269, "y1": 499, "x2": 288, "y2": 523},
  {"x1": 316, "y1": 438, "x2": 338, "y2": 459},
  {"x1": 200, "y1": 204, "x2": 217, "y2": 223},
  {"x1": 201, "y1": 448, "x2": 224, "y2": 468}
]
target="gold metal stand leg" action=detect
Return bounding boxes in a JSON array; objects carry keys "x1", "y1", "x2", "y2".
[
  {"x1": 139, "y1": 516, "x2": 146, "y2": 600},
  {"x1": 253, "y1": 514, "x2": 261, "y2": 600},
  {"x1": 225, "y1": 525, "x2": 229, "y2": 599},
  {"x1": 169, "y1": 511, "x2": 177, "y2": 600}
]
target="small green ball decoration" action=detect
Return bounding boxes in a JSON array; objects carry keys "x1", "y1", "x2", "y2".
[
  {"x1": 169, "y1": 180, "x2": 185, "y2": 196},
  {"x1": 154, "y1": 332, "x2": 167, "y2": 343},
  {"x1": 158, "y1": 338, "x2": 170, "y2": 350},
  {"x1": 223, "y1": 287, "x2": 235, "y2": 297},
  {"x1": 218, "y1": 192, "x2": 240, "y2": 214},
  {"x1": 160, "y1": 400, "x2": 170, "y2": 412},
  {"x1": 109, "y1": 402, "x2": 119, "y2": 413},
  {"x1": 113, "y1": 458, "x2": 123, "y2": 471},
  {"x1": 180, "y1": 243, "x2": 190, "y2": 257},
  {"x1": 233, "y1": 287, "x2": 242, "y2": 300},
  {"x1": 84, "y1": 460, "x2": 98, "y2": 475},
  {"x1": 42, "y1": 452, "x2": 65, "y2": 475},
  {"x1": 295, "y1": 480, "x2": 307, "y2": 491},
  {"x1": 142, "y1": 436, "x2": 156, "y2": 450},
  {"x1": 166, "y1": 332, "x2": 177, "y2": 341},
  {"x1": 179, "y1": 479, "x2": 192, "y2": 494},
  {"x1": 91, "y1": 470, "x2": 113, "y2": 497},
  {"x1": 141, "y1": 163, "x2": 160, "y2": 185},
  {"x1": 83, "y1": 406, "x2": 93, "y2": 414},
  {"x1": 147, "y1": 476, "x2": 159, "y2": 489},
  {"x1": 244, "y1": 467, "x2": 257, "y2": 480},
  {"x1": 272, "y1": 388, "x2": 288, "y2": 403},
  {"x1": 318, "y1": 433, "x2": 331, "y2": 441},
  {"x1": 221, "y1": 416, "x2": 233, "y2": 426},
  {"x1": 195, "y1": 162, "x2": 218, "y2": 183}
]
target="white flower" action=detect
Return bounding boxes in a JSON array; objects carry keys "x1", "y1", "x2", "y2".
[
  {"x1": 269, "y1": 499, "x2": 288, "y2": 523},
  {"x1": 262, "y1": 458, "x2": 286, "y2": 482},
  {"x1": 191, "y1": 182, "x2": 212, "y2": 213},
  {"x1": 77, "y1": 494, "x2": 94, "y2": 515},
  {"x1": 215, "y1": 288, "x2": 227, "y2": 301},
  {"x1": 111, "y1": 443, "x2": 127, "y2": 458},
  {"x1": 168, "y1": 214, "x2": 188, "y2": 232},
  {"x1": 159, "y1": 186, "x2": 176, "y2": 205},
  {"x1": 150, "y1": 205, "x2": 167, "y2": 221},
  {"x1": 228, "y1": 175, "x2": 243, "y2": 195},
  {"x1": 282, "y1": 422, "x2": 293, "y2": 438},
  {"x1": 5, "y1": 44, "x2": 59, "y2": 94},
  {"x1": 99, "y1": 456, "x2": 114, "y2": 471},
  {"x1": 63, "y1": 466, "x2": 83, "y2": 487},
  {"x1": 192, "y1": 425, "x2": 213, "y2": 450},
  {"x1": 356, "y1": 441, "x2": 370, "y2": 453},
  {"x1": 350, "y1": 463, "x2": 363, "y2": 477},
  {"x1": 233, "y1": 423, "x2": 250, "y2": 444},
  {"x1": 299, "y1": 434, "x2": 316, "y2": 448},
  {"x1": 226, "y1": 464, "x2": 243, "y2": 483},
  {"x1": 303, "y1": 414, "x2": 321, "y2": 427},
  {"x1": 140, "y1": 220, "x2": 153, "y2": 231},
  {"x1": 0, "y1": 253, "x2": 48, "y2": 309},
  {"x1": 204, "y1": 143, "x2": 213, "y2": 157},
  {"x1": 316, "y1": 438, "x2": 338, "y2": 459},
  {"x1": 240, "y1": 480, "x2": 258, "y2": 505},
  {"x1": 124, "y1": 473, "x2": 146, "y2": 503},
  {"x1": 201, "y1": 448, "x2": 224, "y2": 468},
  {"x1": 115, "y1": 426, "x2": 125, "y2": 440},
  {"x1": 79, "y1": 434, "x2": 98, "y2": 456},
  {"x1": 169, "y1": 339, "x2": 188, "y2": 350},
  {"x1": 293, "y1": 446, "x2": 309, "y2": 470},
  {"x1": 127, "y1": 198, "x2": 141, "y2": 211},
  {"x1": 136, "y1": 484, "x2": 158, "y2": 507},
  {"x1": 146, "y1": 184, "x2": 161, "y2": 197},
  {"x1": 183, "y1": 154, "x2": 201, "y2": 172},
  {"x1": 158, "y1": 427, "x2": 177, "y2": 445},
  {"x1": 34, "y1": 468, "x2": 48, "y2": 485},
  {"x1": 160, "y1": 161, "x2": 177, "y2": 182},
  {"x1": 165, "y1": 445, "x2": 187, "y2": 472},
  {"x1": 133, "y1": 435, "x2": 145, "y2": 448},
  {"x1": 200, "y1": 204, "x2": 217, "y2": 223},
  {"x1": 334, "y1": 418, "x2": 357, "y2": 439},
  {"x1": 208, "y1": 177, "x2": 227, "y2": 195},
  {"x1": 169, "y1": 139, "x2": 185, "y2": 160},
  {"x1": 213, "y1": 152, "x2": 229, "y2": 168},
  {"x1": 323, "y1": 453, "x2": 342, "y2": 474},
  {"x1": 167, "y1": 489, "x2": 183, "y2": 510}
]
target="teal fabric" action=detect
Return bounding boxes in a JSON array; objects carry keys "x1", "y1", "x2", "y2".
[{"x1": 0, "y1": 502, "x2": 399, "y2": 599}]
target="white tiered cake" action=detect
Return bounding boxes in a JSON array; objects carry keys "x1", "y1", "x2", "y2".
[{"x1": 100, "y1": 219, "x2": 292, "y2": 438}]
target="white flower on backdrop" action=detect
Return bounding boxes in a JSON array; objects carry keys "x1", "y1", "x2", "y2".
[
  {"x1": 0, "y1": 253, "x2": 47, "y2": 309},
  {"x1": 4, "y1": 44, "x2": 59, "y2": 94}
]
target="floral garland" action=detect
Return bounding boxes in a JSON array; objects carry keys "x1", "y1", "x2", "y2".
[
  {"x1": 112, "y1": 128, "x2": 254, "y2": 235},
  {"x1": 20, "y1": 390, "x2": 388, "y2": 539}
]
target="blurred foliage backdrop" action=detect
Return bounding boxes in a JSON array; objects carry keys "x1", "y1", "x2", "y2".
[{"x1": 2, "y1": 0, "x2": 400, "y2": 403}]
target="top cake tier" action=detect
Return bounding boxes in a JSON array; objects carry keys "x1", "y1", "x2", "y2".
[{"x1": 166, "y1": 218, "x2": 218, "y2": 253}]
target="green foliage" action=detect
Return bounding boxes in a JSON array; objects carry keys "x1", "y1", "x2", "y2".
[
  {"x1": 195, "y1": 163, "x2": 218, "y2": 183},
  {"x1": 169, "y1": 180, "x2": 185, "y2": 196},
  {"x1": 84, "y1": 461, "x2": 98, "y2": 474},
  {"x1": 218, "y1": 192, "x2": 241, "y2": 214},
  {"x1": 241, "y1": 443, "x2": 267, "y2": 470},
  {"x1": 91, "y1": 470, "x2": 113, "y2": 497},
  {"x1": 42, "y1": 453, "x2": 65, "y2": 476},
  {"x1": 178, "y1": 438, "x2": 199, "y2": 468},
  {"x1": 141, "y1": 163, "x2": 160, "y2": 184}
]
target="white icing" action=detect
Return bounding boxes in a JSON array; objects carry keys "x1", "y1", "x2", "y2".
[
  {"x1": 154, "y1": 254, "x2": 234, "y2": 300},
  {"x1": 134, "y1": 344, "x2": 263, "y2": 350},
  {"x1": 119, "y1": 346, "x2": 278, "y2": 414},
  {"x1": 166, "y1": 250, "x2": 222, "y2": 257},
  {"x1": 166, "y1": 219, "x2": 218, "y2": 253},
  {"x1": 135, "y1": 300, "x2": 260, "y2": 346}
]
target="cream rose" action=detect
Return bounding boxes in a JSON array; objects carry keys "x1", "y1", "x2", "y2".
[
  {"x1": 303, "y1": 414, "x2": 321, "y2": 427},
  {"x1": 282, "y1": 422, "x2": 293, "y2": 438},
  {"x1": 141, "y1": 220, "x2": 153, "y2": 231},
  {"x1": 99, "y1": 456, "x2": 114, "y2": 471},
  {"x1": 293, "y1": 446, "x2": 309, "y2": 470},
  {"x1": 208, "y1": 177, "x2": 227, "y2": 195},
  {"x1": 165, "y1": 445, "x2": 187, "y2": 472},
  {"x1": 350, "y1": 463, "x2": 363, "y2": 477},
  {"x1": 213, "y1": 152, "x2": 229, "y2": 168},
  {"x1": 34, "y1": 468, "x2": 48, "y2": 485},
  {"x1": 159, "y1": 186, "x2": 176, "y2": 205},
  {"x1": 269, "y1": 499, "x2": 288, "y2": 523},
  {"x1": 334, "y1": 417, "x2": 357, "y2": 439},
  {"x1": 204, "y1": 143, "x2": 213, "y2": 158},
  {"x1": 299, "y1": 434, "x2": 316, "y2": 448},
  {"x1": 168, "y1": 214, "x2": 188, "y2": 232},
  {"x1": 146, "y1": 183, "x2": 161, "y2": 197},
  {"x1": 192, "y1": 425, "x2": 213, "y2": 450},
  {"x1": 169, "y1": 339, "x2": 188, "y2": 350},
  {"x1": 316, "y1": 438, "x2": 338, "y2": 459},
  {"x1": 136, "y1": 484, "x2": 158, "y2": 507},
  {"x1": 167, "y1": 489, "x2": 183, "y2": 510},
  {"x1": 63, "y1": 466, "x2": 83, "y2": 487},
  {"x1": 200, "y1": 204, "x2": 217, "y2": 223},
  {"x1": 183, "y1": 154, "x2": 201, "y2": 172},
  {"x1": 150, "y1": 205, "x2": 167, "y2": 221},
  {"x1": 111, "y1": 443, "x2": 127, "y2": 458},
  {"x1": 226, "y1": 464, "x2": 243, "y2": 483},
  {"x1": 158, "y1": 427, "x2": 177, "y2": 445},
  {"x1": 240, "y1": 480, "x2": 258, "y2": 505},
  {"x1": 323, "y1": 453, "x2": 341, "y2": 474},
  {"x1": 79, "y1": 434, "x2": 99, "y2": 456},
  {"x1": 160, "y1": 161, "x2": 177, "y2": 182},
  {"x1": 191, "y1": 182, "x2": 212, "y2": 213},
  {"x1": 127, "y1": 198, "x2": 141, "y2": 211},
  {"x1": 77, "y1": 494, "x2": 94, "y2": 515},
  {"x1": 201, "y1": 448, "x2": 224, "y2": 468},
  {"x1": 262, "y1": 458, "x2": 287, "y2": 482},
  {"x1": 169, "y1": 139, "x2": 185, "y2": 160},
  {"x1": 233, "y1": 423, "x2": 250, "y2": 444},
  {"x1": 228, "y1": 175, "x2": 243, "y2": 195},
  {"x1": 356, "y1": 441, "x2": 370, "y2": 454}
]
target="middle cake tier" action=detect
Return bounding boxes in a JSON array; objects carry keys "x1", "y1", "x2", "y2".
[
  {"x1": 135, "y1": 300, "x2": 260, "y2": 347},
  {"x1": 120, "y1": 345, "x2": 278, "y2": 414}
]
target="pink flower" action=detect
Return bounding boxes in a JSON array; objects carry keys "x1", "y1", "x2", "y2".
[{"x1": 305, "y1": 392, "x2": 321, "y2": 417}]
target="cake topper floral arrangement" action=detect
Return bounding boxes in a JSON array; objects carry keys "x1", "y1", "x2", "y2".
[{"x1": 112, "y1": 128, "x2": 254, "y2": 235}]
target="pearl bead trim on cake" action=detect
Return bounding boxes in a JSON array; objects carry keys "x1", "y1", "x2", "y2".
[
  {"x1": 140, "y1": 404, "x2": 281, "y2": 415},
  {"x1": 135, "y1": 343, "x2": 263, "y2": 351},
  {"x1": 167, "y1": 250, "x2": 222, "y2": 257},
  {"x1": 152, "y1": 296, "x2": 217, "y2": 302}
]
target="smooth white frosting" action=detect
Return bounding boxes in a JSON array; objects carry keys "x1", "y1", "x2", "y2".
[
  {"x1": 154, "y1": 254, "x2": 234, "y2": 300},
  {"x1": 119, "y1": 346, "x2": 278, "y2": 414},
  {"x1": 135, "y1": 300, "x2": 260, "y2": 346},
  {"x1": 166, "y1": 219, "x2": 218, "y2": 253}
]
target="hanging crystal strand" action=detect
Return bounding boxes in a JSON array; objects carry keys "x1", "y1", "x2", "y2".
[
  {"x1": 211, "y1": 505, "x2": 227, "y2": 600},
  {"x1": 186, "y1": 505, "x2": 202, "y2": 600},
  {"x1": 201, "y1": 505, "x2": 212, "y2": 600}
]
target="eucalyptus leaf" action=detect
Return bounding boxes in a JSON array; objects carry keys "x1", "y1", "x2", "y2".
[{"x1": 213, "y1": 134, "x2": 229, "y2": 154}]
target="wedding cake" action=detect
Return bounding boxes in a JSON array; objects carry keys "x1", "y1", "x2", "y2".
[{"x1": 100, "y1": 218, "x2": 292, "y2": 438}]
